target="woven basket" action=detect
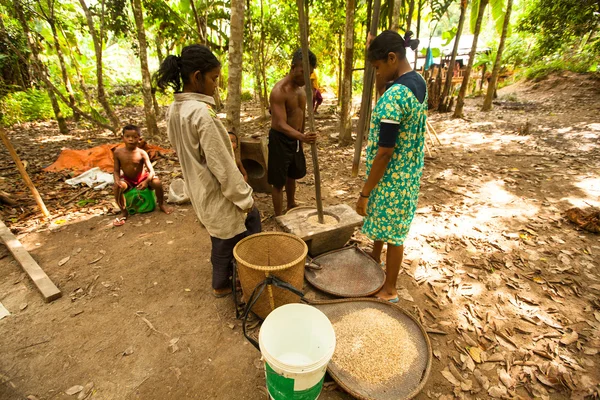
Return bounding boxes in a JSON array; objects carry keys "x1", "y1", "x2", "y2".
[{"x1": 234, "y1": 232, "x2": 307, "y2": 319}]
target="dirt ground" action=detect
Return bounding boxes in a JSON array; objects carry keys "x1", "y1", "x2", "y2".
[{"x1": 1, "y1": 72, "x2": 599, "y2": 399}]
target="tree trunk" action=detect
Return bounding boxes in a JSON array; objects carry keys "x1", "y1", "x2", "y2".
[
  {"x1": 337, "y1": 32, "x2": 343, "y2": 104},
  {"x1": 259, "y1": 0, "x2": 269, "y2": 111},
  {"x1": 413, "y1": 0, "x2": 422, "y2": 69},
  {"x1": 339, "y1": 0, "x2": 355, "y2": 146},
  {"x1": 479, "y1": 63, "x2": 486, "y2": 91},
  {"x1": 13, "y1": 2, "x2": 68, "y2": 134},
  {"x1": 225, "y1": 0, "x2": 245, "y2": 136},
  {"x1": 453, "y1": 0, "x2": 487, "y2": 118},
  {"x1": 406, "y1": 0, "x2": 415, "y2": 31},
  {"x1": 131, "y1": 0, "x2": 159, "y2": 137},
  {"x1": 439, "y1": 0, "x2": 467, "y2": 112},
  {"x1": 391, "y1": 0, "x2": 402, "y2": 31},
  {"x1": 482, "y1": 0, "x2": 513, "y2": 111},
  {"x1": 78, "y1": 0, "x2": 120, "y2": 132},
  {"x1": 155, "y1": 35, "x2": 164, "y2": 65},
  {"x1": 189, "y1": 0, "x2": 206, "y2": 43},
  {"x1": 49, "y1": 17, "x2": 78, "y2": 121}
]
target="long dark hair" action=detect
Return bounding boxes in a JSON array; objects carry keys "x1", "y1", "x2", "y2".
[
  {"x1": 368, "y1": 30, "x2": 419, "y2": 62},
  {"x1": 155, "y1": 44, "x2": 221, "y2": 93}
]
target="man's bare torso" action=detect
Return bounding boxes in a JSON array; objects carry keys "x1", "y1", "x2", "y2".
[{"x1": 271, "y1": 77, "x2": 306, "y2": 133}]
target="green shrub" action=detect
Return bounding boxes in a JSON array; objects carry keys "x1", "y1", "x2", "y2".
[
  {"x1": 241, "y1": 91, "x2": 253, "y2": 101},
  {"x1": 0, "y1": 88, "x2": 72, "y2": 126}
]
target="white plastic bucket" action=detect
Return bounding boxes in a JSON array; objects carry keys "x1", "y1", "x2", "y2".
[{"x1": 259, "y1": 303, "x2": 336, "y2": 399}]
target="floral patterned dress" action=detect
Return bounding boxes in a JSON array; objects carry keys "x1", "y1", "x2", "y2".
[{"x1": 362, "y1": 73, "x2": 427, "y2": 246}]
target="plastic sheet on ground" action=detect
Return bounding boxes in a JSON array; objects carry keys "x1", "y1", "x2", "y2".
[
  {"x1": 44, "y1": 143, "x2": 171, "y2": 174},
  {"x1": 65, "y1": 167, "x2": 114, "y2": 190}
]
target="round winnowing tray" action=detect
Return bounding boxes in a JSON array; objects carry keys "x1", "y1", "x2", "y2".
[
  {"x1": 305, "y1": 246, "x2": 385, "y2": 298},
  {"x1": 312, "y1": 298, "x2": 432, "y2": 400}
]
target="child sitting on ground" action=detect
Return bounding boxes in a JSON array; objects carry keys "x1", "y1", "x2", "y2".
[
  {"x1": 228, "y1": 131, "x2": 248, "y2": 182},
  {"x1": 113, "y1": 124, "x2": 171, "y2": 226}
]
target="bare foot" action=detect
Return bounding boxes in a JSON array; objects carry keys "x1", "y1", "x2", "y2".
[
  {"x1": 213, "y1": 287, "x2": 232, "y2": 298},
  {"x1": 374, "y1": 288, "x2": 398, "y2": 301},
  {"x1": 159, "y1": 204, "x2": 173, "y2": 214}
]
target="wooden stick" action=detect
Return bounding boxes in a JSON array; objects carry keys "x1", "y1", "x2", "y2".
[
  {"x1": 296, "y1": 0, "x2": 324, "y2": 223},
  {"x1": 425, "y1": 122, "x2": 436, "y2": 147},
  {"x1": 424, "y1": 139, "x2": 432, "y2": 157},
  {"x1": 427, "y1": 119, "x2": 442, "y2": 145},
  {"x1": 351, "y1": 0, "x2": 382, "y2": 177},
  {"x1": 0, "y1": 220, "x2": 61, "y2": 302},
  {"x1": 0, "y1": 128, "x2": 50, "y2": 217}
]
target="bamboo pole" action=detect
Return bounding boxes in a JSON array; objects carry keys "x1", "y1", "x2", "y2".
[
  {"x1": 296, "y1": 0, "x2": 324, "y2": 224},
  {"x1": 351, "y1": 0, "x2": 382, "y2": 177},
  {"x1": 0, "y1": 128, "x2": 50, "y2": 217}
]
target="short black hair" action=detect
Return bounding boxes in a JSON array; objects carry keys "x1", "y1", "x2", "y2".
[
  {"x1": 368, "y1": 30, "x2": 419, "y2": 62},
  {"x1": 291, "y1": 49, "x2": 317, "y2": 68},
  {"x1": 228, "y1": 131, "x2": 239, "y2": 144},
  {"x1": 122, "y1": 124, "x2": 141, "y2": 135}
]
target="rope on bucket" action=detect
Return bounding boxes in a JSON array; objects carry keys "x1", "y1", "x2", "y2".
[{"x1": 241, "y1": 275, "x2": 307, "y2": 350}]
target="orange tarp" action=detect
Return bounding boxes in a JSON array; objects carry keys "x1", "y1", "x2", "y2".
[{"x1": 44, "y1": 143, "x2": 172, "y2": 174}]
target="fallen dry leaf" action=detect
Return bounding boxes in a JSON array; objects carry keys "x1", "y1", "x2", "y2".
[
  {"x1": 498, "y1": 368, "x2": 515, "y2": 389},
  {"x1": 474, "y1": 369, "x2": 490, "y2": 390},
  {"x1": 65, "y1": 385, "x2": 83, "y2": 395},
  {"x1": 168, "y1": 337, "x2": 180, "y2": 353},
  {"x1": 469, "y1": 346, "x2": 483, "y2": 363},
  {"x1": 461, "y1": 379, "x2": 473, "y2": 391},
  {"x1": 441, "y1": 368, "x2": 461, "y2": 386},
  {"x1": 488, "y1": 384, "x2": 508, "y2": 398},
  {"x1": 560, "y1": 330, "x2": 578, "y2": 345},
  {"x1": 77, "y1": 382, "x2": 94, "y2": 400},
  {"x1": 58, "y1": 256, "x2": 71, "y2": 266}
]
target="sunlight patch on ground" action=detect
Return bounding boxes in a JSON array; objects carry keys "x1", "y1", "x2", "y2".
[
  {"x1": 479, "y1": 180, "x2": 516, "y2": 205},
  {"x1": 37, "y1": 134, "x2": 79, "y2": 143}
]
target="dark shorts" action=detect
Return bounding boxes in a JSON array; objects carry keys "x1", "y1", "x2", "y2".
[{"x1": 267, "y1": 128, "x2": 306, "y2": 188}]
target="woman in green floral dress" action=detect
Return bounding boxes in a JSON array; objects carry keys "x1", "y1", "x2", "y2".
[{"x1": 356, "y1": 30, "x2": 427, "y2": 302}]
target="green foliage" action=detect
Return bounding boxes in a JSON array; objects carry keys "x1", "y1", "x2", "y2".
[
  {"x1": 473, "y1": 48, "x2": 496, "y2": 70},
  {"x1": 489, "y1": 0, "x2": 506, "y2": 35},
  {"x1": 523, "y1": 52, "x2": 598, "y2": 81},
  {"x1": 469, "y1": 0, "x2": 481, "y2": 33},
  {"x1": 441, "y1": 27, "x2": 457, "y2": 46},
  {"x1": 518, "y1": 0, "x2": 599, "y2": 56},
  {"x1": 0, "y1": 89, "x2": 73, "y2": 126},
  {"x1": 241, "y1": 91, "x2": 253, "y2": 102}
]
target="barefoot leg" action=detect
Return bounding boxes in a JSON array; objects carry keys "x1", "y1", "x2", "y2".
[
  {"x1": 149, "y1": 178, "x2": 172, "y2": 214},
  {"x1": 114, "y1": 180, "x2": 128, "y2": 218},
  {"x1": 285, "y1": 177, "x2": 297, "y2": 210},
  {"x1": 375, "y1": 243, "x2": 403, "y2": 301},
  {"x1": 368, "y1": 241, "x2": 384, "y2": 263},
  {"x1": 272, "y1": 185, "x2": 284, "y2": 216}
]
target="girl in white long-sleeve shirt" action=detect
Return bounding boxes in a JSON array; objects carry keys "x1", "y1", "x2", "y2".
[{"x1": 156, "y1": 44, "x2": 261, "y2": 298}]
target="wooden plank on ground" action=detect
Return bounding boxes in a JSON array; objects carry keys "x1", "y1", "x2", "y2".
[{"x1": 0, "y1": 221, "x2": 61, "y2": 302}]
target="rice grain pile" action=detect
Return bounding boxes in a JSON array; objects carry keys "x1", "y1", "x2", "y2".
[
  {"x1": 331, "y1": 308, "x2": 418, "y2": 385},
  {"x1": 307, "y1": 214, "x2": 338, "y2": 226}
]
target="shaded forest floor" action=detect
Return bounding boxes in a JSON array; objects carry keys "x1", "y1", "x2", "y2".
[{"x1": 1, "y1": 71, "x2": 599, "y2": 399}]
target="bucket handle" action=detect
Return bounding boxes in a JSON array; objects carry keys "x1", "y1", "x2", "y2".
[{"x1": 242, "y1": 275, "x2": 306, "y2": 351}]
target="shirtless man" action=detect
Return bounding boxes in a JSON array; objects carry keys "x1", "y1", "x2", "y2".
[
  {"x1": 113, "y1": 125, "x2": 171, "y2": 226},
  {"x1": 268, "y1": 49, "x2": 318, "y2": 216}
]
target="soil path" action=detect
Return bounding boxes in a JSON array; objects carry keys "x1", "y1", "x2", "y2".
[{"x1": 1, "y1": 72, "x2": 599, "y2": 399}]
